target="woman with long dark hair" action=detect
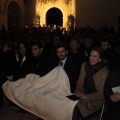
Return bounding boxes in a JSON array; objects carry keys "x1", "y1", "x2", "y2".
[{"x1": 13, "y1": 41, "x2": 31, "y2": 80}]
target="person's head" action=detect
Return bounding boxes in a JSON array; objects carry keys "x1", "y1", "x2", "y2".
[
  {"x1": 53, "y1": 36, "x2": 60, "y2": 47},
  {"x1": 56, "y1": 42, "x2": 68, "y2": 60},
  {"x1": 69, "y1": 37, "x2": 80, "y2": 52},
  {"x1": 2, "y1": 41, "x2": 13, "y2": 52},
  {"x1": 100, "y1": 38, "x2": 111, "y2": 51},
  {"x1": 31, "y1": 41, "x2": 43, "y2": 57},
  {"x1": 84, "y1": 36, "x2": 94, "y2": 48},
  {"x1": 89, "y1": 47, "x2": 105, "y2": 65},
  {"x1": 18, "y1": 41, "x2": 28, "y2": 56}
]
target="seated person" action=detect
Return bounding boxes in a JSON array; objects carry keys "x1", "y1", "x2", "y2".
[
  {"x1": 30, "y1": 41, "x2": 51, "y2": 76},
  {"x1": 0, "y1": 41, "x2": 16, "y2": 108},
  {"x1": 50, "y1": 42, "x2": 80, "y2": 93},
  {"x1": 68, "y1": 37, "x2": 87, "y2": 69},
  {"x1": 82, "y1": 36, "x2": 95, "y2": 61},
  {"x1": 100, "y1": 37, "x2": 120, "y2": 68},
  {"x1": 2, "y1": 66, "x2": 78, "y2": 120},
  {"x1": 13, "y1": 41, "x2": 32, "y2": 80},
  {"x1": 72, "y1": 47, "x2": 109, "y2": 120},
  {"x1": 101, "y1": 65, "x2": 120, "y2": 120}
]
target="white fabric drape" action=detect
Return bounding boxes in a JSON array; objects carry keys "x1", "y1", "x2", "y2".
[{"x1": 2, "y1": 66, "x2": 78, "y2": 120}]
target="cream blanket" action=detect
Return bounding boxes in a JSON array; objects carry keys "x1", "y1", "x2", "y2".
[{"x1": 2, "y1": 66, "x2": 78, "y2": 120}]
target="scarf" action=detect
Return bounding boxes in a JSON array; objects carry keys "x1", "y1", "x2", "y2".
[{"x1": 83, "y1": 62, "x2": 103, "y2": 94}]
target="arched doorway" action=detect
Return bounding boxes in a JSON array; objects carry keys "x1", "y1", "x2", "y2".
[
  {"x1": 46, "y1": 7, "x2": 63, "y2": 28},
  {"x1": 7, "y1": 1, "x2": 21, "y2": 31}
]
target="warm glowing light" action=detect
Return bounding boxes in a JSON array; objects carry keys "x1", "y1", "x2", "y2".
[
  {"x1": 37, "y1": 0, "x2": 71, "y2": 5},
  {"x1": 35, "y1": 0, "x2": 76, "y2": 29},
  {"x1": 37, "y1": 0, "x2": 57, "y2": 5},
  {"x1": 33, "y1": 15, "x2": 40, "y2": 27}
]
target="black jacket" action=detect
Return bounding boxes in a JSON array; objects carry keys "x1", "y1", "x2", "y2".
[
  {"x1": 102, "y1": 65, "x2": 120, "y2": 120},
  {"x1": 50, "y1": 56, "x2": 80, "y2": 93},
  {"x1": 30, "y1": 54, "x2": 51, "y2": 77}
]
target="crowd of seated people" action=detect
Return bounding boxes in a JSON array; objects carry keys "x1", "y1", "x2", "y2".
[{"x1": 0, "y1": 25, "x2": 120, "y2": 120}]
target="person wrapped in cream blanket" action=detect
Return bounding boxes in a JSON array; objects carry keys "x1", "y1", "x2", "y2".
[{"x1": 2, "y1": 66, "x2": 78, "y2": 120}]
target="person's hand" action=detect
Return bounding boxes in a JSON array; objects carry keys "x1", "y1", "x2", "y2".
[
  {"x1": 110, "y1": 92, "x2": 120, "y2": 102},
  {"x1": 74, "y1": 92, "x2": 88, "y2": 100}
]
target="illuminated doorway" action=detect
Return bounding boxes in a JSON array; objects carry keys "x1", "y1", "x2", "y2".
[
  {"x1": 46, "y1": 7, "x2": 63, "y2": 28},
  {"x1": 35, "y1": 0, "x2": 76, "y2": 28}
]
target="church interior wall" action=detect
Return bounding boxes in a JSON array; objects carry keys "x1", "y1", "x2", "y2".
[
  {"x1": 0, "y1": 0, "x2": 26, "y2": 30},
  {"x1": 0, "y1": 0, "x2": 120, "y2": 30},
  {"x1": 76, "y1": 0, "x2": 120, "y2": 29},
  {"x1": 25, "y1": 0, "x2": 36, "y2": 29}
]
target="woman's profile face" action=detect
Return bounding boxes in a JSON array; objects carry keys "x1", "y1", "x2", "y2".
[{"x1": 89, "y1": 50, "x2": 101, "y2": 65}]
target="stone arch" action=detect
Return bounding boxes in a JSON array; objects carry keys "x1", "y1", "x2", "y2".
[
  {"x1": 36, "y1": 0, "x2": 76, "y2": 29},
  {"x1": 39, "y1": 4, "x2": 68, "y2": 28},
  {"x1": 5, "y1": 0, "x2": 24, "y2": 16},
  {"x1": 5, "y1": 0, "x2": 25, "y2": 29},
  {"x1": 46, "y1": 7, "x2": 63, "y2": 27}
]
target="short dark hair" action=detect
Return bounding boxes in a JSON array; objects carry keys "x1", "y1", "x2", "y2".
[
  {"x1": 71, "y1": 37, "x2": 80, "y2": 44},
  {"x1": 101, "y1": 37, "x2": 111, "y2": 45},
  {"x1": 31, "y1": 41, "x2": 43, "y2": 49},
  {"x1": 56, "y1": 42, "x2": 68, "y2": 50}
]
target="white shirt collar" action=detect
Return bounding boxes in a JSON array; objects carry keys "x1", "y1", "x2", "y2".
[{"x1": 59, "y1": 56, "x2": 67, "y2": 67}]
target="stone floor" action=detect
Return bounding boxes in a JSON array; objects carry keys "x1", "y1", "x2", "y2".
[
  {"x1": 0, "y1": 96, "x2": 100, "y2": 120},
  {"x1": 0, "y1": 96, "x2": 40, "y2": 120}
]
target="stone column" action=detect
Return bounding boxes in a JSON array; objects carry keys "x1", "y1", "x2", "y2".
[{"x1": 72, "y1": 0, "x2": 76, "y2": 28}]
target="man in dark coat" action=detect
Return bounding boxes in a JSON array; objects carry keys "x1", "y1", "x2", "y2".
[
  {"x1": 102, "y1": 65, "x2": 120, "y2": 120},
  {"x1": 68, "y1": 37, "x2": 87, "y2": 70},
  {"x1": 100, "y1": 38, "x2": 120, "y2": 68},
  {"x1": 30, "y1": 41, "x2": 51, "y2": 77},
  {"x1": 0, "y1": 41, "x2": 16, "y2": 108},
  {"x1": 50, "y1": 42, "x2": 80, "y2": 93}
]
